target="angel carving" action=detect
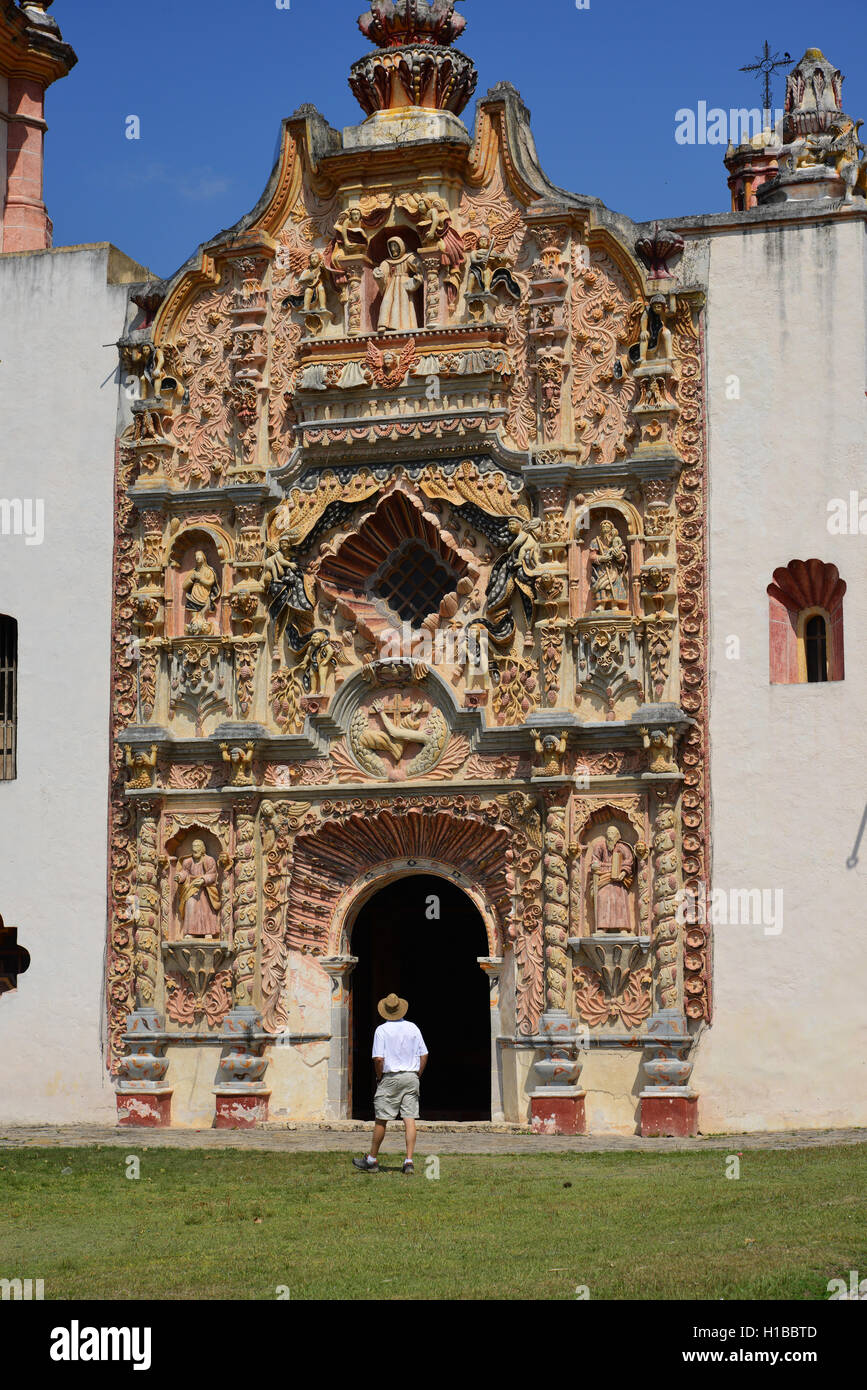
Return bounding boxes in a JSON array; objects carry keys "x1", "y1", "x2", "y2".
[
  {"x1": 332, "y1": 202, "x2": 388, "y2": 260},
  {"x1": 400, "y1": 193, "x2": 467, "y2": 306},
  {"x1": 281, "y1": 247, "x2": 332, "y2": 314},
  {"x1": 365, "y1": 336, "x2": 419, "y2": 389},
  {"x1": 465, "y1": 215, "x2": 523, "y2": 301}
]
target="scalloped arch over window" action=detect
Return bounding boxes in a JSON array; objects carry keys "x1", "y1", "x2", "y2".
[
  {"x1": 318, "y1": 490, "x2": 468, "y2": 631},
  {"x1": 767, "y1": 559, "x2": 846, "y2": 684}
]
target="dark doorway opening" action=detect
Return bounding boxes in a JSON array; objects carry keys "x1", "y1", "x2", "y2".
[{"x1": 350, "y1": 874, "x2": 491, "y2": 1122}]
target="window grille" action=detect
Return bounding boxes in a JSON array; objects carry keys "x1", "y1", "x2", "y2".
[{"x1": 373, "y1": 541, "x2": 460, "y2": 625}]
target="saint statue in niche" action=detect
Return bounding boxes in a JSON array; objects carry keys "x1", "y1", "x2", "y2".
[
  {"x1": 183, "y1": 550, "x2": 221, "y2": 631},
  {"x1": 589, "y1": 520, "x2": 629, "y2": 610},
  {"x1": 590, "y1": 826, "x2": 636, "y2": 934},
  {"x1": 176, "y1": 839, "x2": 221, "y2": 939},
  {"x1": 373, "y1": 236, "x2": 423, "y2": 333}
]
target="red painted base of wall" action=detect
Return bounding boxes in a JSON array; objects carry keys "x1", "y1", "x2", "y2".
[
  {"x1": 214, "y1": 1093, "x2": 270, "y2": 1129},
  {"x1": 640, "y1": 1094, "x2": 698, "y2": 1137},
  {"x1": 116, "y1": 1092, "x2": 172, "y2": 1127},
  {"x1": 530, "y1": 1094, "x2": 586, "y2": 1135}
]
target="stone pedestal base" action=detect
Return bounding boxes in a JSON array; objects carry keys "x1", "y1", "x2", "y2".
[
  {"x1": 530, "y1": 1091, "x2": 586, "y2": 1135},
  {"x1": 116, "y1": 1091, "x2": 172, "y2": 1127},
  {"x1": 640, "y1": 1092, "x2": 698, "y2": 1137},
  {"x1": 214, "y1": 1092, "x2": 270, "y2": 1129}
]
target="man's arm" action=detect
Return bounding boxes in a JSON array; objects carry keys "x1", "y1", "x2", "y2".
[
  {"x1": 373, "y1": 1054, "x2": 384, "y2": 1082},
  {"x1": 418, "y1": 1052, "x2": 428, "y2": 1077}
]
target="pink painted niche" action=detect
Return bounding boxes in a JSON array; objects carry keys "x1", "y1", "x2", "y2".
[{"x1": 767, "y1": 559, "x2": 846, "y2": 685}]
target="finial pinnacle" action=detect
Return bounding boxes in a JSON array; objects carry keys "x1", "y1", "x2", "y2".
[{"x1": 357, "y1": 0, "x2": 467, "y2": 50}]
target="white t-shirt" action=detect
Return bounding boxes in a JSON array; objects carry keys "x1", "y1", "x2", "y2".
[{"x1": 372, "y1": 1020, "x2": 428, "y2": 1074}]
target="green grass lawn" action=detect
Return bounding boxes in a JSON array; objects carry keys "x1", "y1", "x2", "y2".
[{"x1": 0, "y1": 1144, "x2": 864, "y2": 1300}]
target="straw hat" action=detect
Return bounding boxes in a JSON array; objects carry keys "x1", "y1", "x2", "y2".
[{"x1": 377, "y1": 992, "x2": 408, "y2": 1021}]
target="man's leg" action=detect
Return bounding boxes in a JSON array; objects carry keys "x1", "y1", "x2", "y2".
[
  {"x1": 404, "y1": 1117, "x2": 417, "y2": 1160},
  {"x1": 370, "y1": 1120, "x2": 387, "y2": 1157}
]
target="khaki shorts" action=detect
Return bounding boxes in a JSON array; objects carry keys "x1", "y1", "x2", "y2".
[{"x1": 374, "y1": 1070, "x2": 420, "y2": 1121}]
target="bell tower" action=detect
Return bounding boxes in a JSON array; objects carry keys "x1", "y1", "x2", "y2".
[{"x1": 0, "y1": 0, "x2": 76, "y2": 253}]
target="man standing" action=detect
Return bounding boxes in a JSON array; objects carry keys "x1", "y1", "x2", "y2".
[{"x1": 352, "y1": 994, "x2": 428, "y2": 1174}]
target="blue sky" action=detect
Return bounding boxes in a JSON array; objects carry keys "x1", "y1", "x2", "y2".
[{"x1": 46, "y1": 0, "x2": 867, "y2": 279}]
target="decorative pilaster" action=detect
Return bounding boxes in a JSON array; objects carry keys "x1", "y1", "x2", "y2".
[
  {"x1": 651, "y1": 787, "x2": 681, "y2": 1013},
  {"x1": 232, "y1": 800, "x2": 258, "y2": 1008},
  {"x1": 530, "y1": 792, "x2": 585, "y2": 1133},
  {"x1": 478, "y1": 956, "x2": 505, "y2": 1123},
  {"x1": 542, "y1": 794, "x2": 570, "y2": 1014},
  {"x1": 133, "y1": 801, "x2": 161, "y2": 1010},
  {"x1": 321, "y1": 956, "x2": 358, "y2": 1119}
]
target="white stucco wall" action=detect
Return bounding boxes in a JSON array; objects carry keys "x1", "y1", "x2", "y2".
[
  {"x1": 692, "y1": 214, "x2": 867, "y2": 1131},
  {"x1": 0, "y1": 245, "x2": 144, "y2": 1123}
]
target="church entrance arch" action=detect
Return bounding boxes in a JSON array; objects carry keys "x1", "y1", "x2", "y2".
[{"x1": 347, "y1": 871, "x2": 491, "y2": 1122}]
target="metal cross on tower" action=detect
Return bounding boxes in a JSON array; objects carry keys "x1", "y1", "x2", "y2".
[{"x1": 740, "y1": 40, "x2": 793, "y2": 118}]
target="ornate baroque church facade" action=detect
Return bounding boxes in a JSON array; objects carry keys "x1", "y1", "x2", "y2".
[{"x1": 1, "y1": 1, "x2": 864, "y2": 1135}]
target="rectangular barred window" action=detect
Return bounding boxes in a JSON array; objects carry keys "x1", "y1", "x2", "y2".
[{"x1": 0, "y1": 615, "x2": 17, "y2": 781}]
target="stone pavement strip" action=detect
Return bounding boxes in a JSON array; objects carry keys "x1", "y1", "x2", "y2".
[{"x1": 0, "y1": 1123, "x2": 865, "y2": 1155}]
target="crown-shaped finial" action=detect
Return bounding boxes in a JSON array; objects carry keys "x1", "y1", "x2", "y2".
[
  {"x1": 350, "y1": 0, "x2": 476, "y2": 117},
  {"x1": 358, "y1": 0, "x2": 467, "y2": 49}
]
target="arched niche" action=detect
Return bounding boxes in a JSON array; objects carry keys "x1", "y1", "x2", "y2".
[
  {"x1": 574, "y1": 803, "x2": 649, "y2": 938},
  {"x1": 574, "y1": 502, "x2": 642, "y2": 617},
  {"x1": 366, "y1": 223, "x2": 424, "y2": 335},
  {"x1": 166, "y1": 527, "x2": 232, "y2": 638},
  {"x1": 163, "y1": 823, "x2": 227, "y2": 943},
  {"x1": 767, "y1": 558, "x2": 846, "y2": 684}
]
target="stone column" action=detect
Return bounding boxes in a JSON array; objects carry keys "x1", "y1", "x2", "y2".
[
  {"x1": 478, "y1": 957, "x2": 505, "y2": 1123},
  {"x1": 530, "y1": 791, "x2": 585, "y2": 1134},
  {"x1": 321, "y1": 956, "x2": 358, "y2": 1120},
  {"x1": 232, "y1": 800, "x2": 258, "y2": 1009},
  {"x1": 640, "y1": 787, "x2": 698, "y2": 1136},
  {"x1": 116, "y1": 800, "x2": 172, "y2": 1126}
]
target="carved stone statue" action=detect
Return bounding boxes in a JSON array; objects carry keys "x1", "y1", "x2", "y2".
[
  {"x1": 183, "y1": 551, "x2": 220, "y2": 632},
  {"x1": 637, "y1": 295, "x2": 673, "y2": 364},
  {"x1": 531, "y1": 728, "x2": 567, "y2": 777},
  {"x1": 295, "y1": 250, "x2": 328, "y2": 312},
  {"x1": 176, "y1": 839, "x2": 221, "y2": 939},
  {"x1": 589, "y1": 520, "x2": 629, "y2": 611},
  {"x1": 262, "y1": 536, "x2": 317, "y2": 654},
  {"x1": 373, "y1": 236, "x2": 423, "y2": 333},
  {"x1": 407, "y1": 193, "x2": 466, "y2": 305},
  {"x1": 467, "y1": 225, "x2": 522, "y2": 301},
  {"x1": 333, "y1": 203, "x2": 373, "y2": 257},
  {"x1": 590, "y1": 826, "x2": 636, "y2": 934},
  {"x1": 640, "y1": 725, "x2": 677, "y2": 773},
  {"x1": 124, "y1": 744, "x2": 158, "y2": 789},
  {"x1": 221, "y1": 741, "x2": 255, "y2": 786},
  {"x1": 477, "y1": 515, "x2": 542, "y2": 646}
]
